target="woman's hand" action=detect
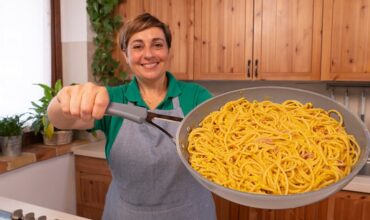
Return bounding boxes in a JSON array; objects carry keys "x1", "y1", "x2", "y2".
[{"x1": 48, "y1": 82, "x2": 109, "y2": 130}]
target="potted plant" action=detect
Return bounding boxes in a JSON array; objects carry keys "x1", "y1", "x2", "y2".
[
  {"x1": 28, "y1": 80, "x2": 73, "y2": 145},
  {"x1": 0, "y1": 114, "x2": 26, "y2": 156}
]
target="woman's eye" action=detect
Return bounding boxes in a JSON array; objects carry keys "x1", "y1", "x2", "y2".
[
  {"x1": 132, "y1": 45, "x2": 143, "y2": 50},
  {"x1": 153, "y1": 43, "x2": 164, "y2": 49}
]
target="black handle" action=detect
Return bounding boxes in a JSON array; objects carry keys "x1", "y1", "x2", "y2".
[
  {"x1": 247, "y1": 59, "x2": 251, "y2": 78},
  {"x1": 255, "y1": 59, "x2": 259, "y2": 78}
]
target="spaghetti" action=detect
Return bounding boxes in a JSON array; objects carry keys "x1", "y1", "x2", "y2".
[{"x1": 187, "y1": 98, "x2": 360, "y2": 195}]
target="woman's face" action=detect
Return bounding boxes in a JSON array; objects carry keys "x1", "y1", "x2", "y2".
[{"x1": 124, "y1": 27, "x2": 169, "y2": 82}]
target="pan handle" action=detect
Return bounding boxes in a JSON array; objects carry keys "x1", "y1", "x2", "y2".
[
  {"x1": 105, "y1": 102, "x2": 177, "y2": 143},
  {"x1": 105, "y1": 102, "x2": 148, "y2": 124}
]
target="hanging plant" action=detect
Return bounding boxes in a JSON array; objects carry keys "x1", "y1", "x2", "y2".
[{"x1": 87, "y1": 0, "x2": 127, "y2": 86}]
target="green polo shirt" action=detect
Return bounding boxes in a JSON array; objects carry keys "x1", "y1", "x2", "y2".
[{"x1": 95, "y1": 72, "x2": 213, "y2": 159}]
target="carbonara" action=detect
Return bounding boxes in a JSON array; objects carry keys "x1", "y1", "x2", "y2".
[{"x1": 187, "y1": 98, "x2": 360, "y2": 195}]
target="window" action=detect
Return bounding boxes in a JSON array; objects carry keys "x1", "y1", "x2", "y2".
[{"x1": 0, "y1": 0, "x2": 51, "y2": 117}]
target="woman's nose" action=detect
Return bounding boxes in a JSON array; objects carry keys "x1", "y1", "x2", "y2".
[{"x1": 143, "y1": 46, "x2": 153, "y2": 58}]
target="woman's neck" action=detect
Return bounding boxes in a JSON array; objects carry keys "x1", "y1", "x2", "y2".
[{"x1": 137, "y1": 75, "x2": 168, "y2": 109}]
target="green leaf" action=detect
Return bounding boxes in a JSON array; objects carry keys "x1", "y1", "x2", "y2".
[
  {"x1": 42, "y1": 115, "x2": 54, "y2": 139},
  {"x1": 93, "y1": 2, "x2": 99, "y2": 14},
  {"x1": 86, "y1": 0, "x2": 126, "y2": 86},
  {"x1": 44, "y1": 123, "x2": 54, "y2": 139},
  {"x1": 54, "y1": 79, "x2": 63, "y2": 95}
]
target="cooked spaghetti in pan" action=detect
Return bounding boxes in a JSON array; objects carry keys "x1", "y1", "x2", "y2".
[{"x1": 187, "y1": 98, "x2": 361, "y2": 195}]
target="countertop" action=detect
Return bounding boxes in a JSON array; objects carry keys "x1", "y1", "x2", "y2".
[
  {"x1": 0, "y1": 196, "x2": 89, "y2": 220},
  {"x1": 73, "y1": 140, "x2": 370, "y2": 194},
  {"x1": 73, "y1": 139, "x2": 106, "y2": 159},
  {"x1": 0, "y1": 139, "x2": 92, "y2": 174}
]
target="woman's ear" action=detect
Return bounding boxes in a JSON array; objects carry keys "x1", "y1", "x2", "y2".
[{"x1": 122, "y1": 50, "x2": 129, "y2": 64}]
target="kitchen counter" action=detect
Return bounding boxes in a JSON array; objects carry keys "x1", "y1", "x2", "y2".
[
  {"x1": 73, "y1": 141, "x2": 370, "y2": 194},
  {"x1": 343, "y1": 175, "x2": 370, "y2": 193},
  {"x1": 0, "y1": 139, "x2": 94, "y2": 174},
  {"x1": 0, "y1": 196, "x2": 89, "y2": 219},
  {"x1": 73, "y1": 139, "x2": 106, "y2": 158}
]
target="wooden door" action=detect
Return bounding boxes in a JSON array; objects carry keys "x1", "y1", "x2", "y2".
[
  {"x1": 327, "y1": 191, "x2": 370, "y2": 219},
  {"x1": 75, "y1": 155, "x2": 112, "y2": 220},
  {"x1": 253, "y1": 0, "x2": 322, "y2": 80},
  {"x1": 322, "y1": 0, "x2": 370, "y2": 81},
  {"x1": 193, "y1": 0, "x2": 254, "y2": 80},
  {"x1": 117, "y1": 0, "x2": 194, "y2": 80},
  {"x1": 238, "y1": 199, "x2": 329, "y2": 220},
  {"x1": 215, "y1": 191, "x2": 370, "y2": 220}
]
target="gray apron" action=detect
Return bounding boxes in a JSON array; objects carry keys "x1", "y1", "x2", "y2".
[{"x1": 102, "y1": 97, "x2": 216, "y2": 220}]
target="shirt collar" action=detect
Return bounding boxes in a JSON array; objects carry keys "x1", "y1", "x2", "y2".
[{"x1": 125, "y1": 72, "x2": 182, "y2": 105}]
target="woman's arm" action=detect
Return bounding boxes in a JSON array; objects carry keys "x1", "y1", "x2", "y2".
[{"x1": 47, "y1": 82, "x2": 109, "y2": 130}]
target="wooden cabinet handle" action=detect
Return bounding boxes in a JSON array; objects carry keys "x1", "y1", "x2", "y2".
[
  {"x1": 247, "y1": 60, "x2": 251, "y2": 78},
  {"x1": 255, "y1": 59, "x2": 259, "y2": 78}
]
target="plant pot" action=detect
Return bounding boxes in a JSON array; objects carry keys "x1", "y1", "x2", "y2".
[
  {"x1": 0, "y1": 135, "x2": 22, "y2": 157},
  {"x1": 42, "y1": 130, "x2": 73, "y2": 146}
]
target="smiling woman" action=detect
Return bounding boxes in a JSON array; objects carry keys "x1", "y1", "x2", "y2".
[{"x1": 0, "y1": 0, "x2": 61, "y2": 120}]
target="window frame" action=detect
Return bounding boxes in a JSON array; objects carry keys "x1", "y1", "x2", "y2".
[{"x1": 24, "y1": 0, "x2": 62, "y2": 145}]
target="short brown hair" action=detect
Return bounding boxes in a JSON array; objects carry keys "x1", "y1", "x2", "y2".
[{"x1": 120, "y1": 13, "x2": 172, "y2": 51}]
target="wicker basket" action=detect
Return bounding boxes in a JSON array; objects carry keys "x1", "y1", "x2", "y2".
[{"x1": 43, "y1": 130, "x2": 73, "y2": 146}]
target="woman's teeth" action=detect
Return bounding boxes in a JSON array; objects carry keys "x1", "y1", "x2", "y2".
[{"x1": 142, "y1": 63, "x2": 157, "y2": 68}]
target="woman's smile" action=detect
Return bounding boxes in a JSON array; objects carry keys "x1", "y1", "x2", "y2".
[{"x1": 141, "y1": 62, "x2": 159, "y2": 69}]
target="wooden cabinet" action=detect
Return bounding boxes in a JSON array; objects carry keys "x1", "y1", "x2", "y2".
[
  {"x1": 193, "y1": 0, "x2": 323, "y2": 80},
  {"x1": 117, "y1": 0, "x2": 194, "y2": 80},
  {"x1": 115, "y1": 0, "x2": 370, "y2": 81},
  {"x1": 322, "y1": 0, "x2": 370, "y2": 81},
  {"x1": 74, "y1": 155, "x2": 370, "y2": 220},
  {"x1": 214, "y1": 191, "x2": 370, "y2": 220},
  {"x1": 75, "y1": 155, "x2": 112, "y2": 220},
  {"x1": 193, "y1": 0, "x2": 254, "y2": 80},
  {"x1": 117, "y1": 0, "x2": 322, "y2": 81}
]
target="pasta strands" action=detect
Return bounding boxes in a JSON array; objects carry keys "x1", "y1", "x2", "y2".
[{"x1": 188, "y1": 98, "x2": 361, "y2": 195}]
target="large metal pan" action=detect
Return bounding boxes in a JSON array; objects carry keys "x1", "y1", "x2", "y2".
[
  {"x1": 105, "y1": 86, "x2": 370, "y2": 209},
  {"x1": 176, "y1": 86, "x2": 370, "y2": 209}
]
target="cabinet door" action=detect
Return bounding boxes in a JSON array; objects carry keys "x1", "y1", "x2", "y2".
[
  {"x1": 238, "y1": 199, "x2": 329, "y2": 220},
  {"x1": 194, "y1": 0, "x2": 254, "y2": 80},
  {"x1": 253, "y1": 0, "x2": 322, "y2": 80},
  {"x1": 322, "y1": 0, "x2": 370, "y2": 81},
  {"x1": 117, "y1": 0, "x2": 194, "y2": 80},
  {"x1": 75, "y1": 155, "x2": 112, "y2": 220},
  {"x1": 327, "y1": 191, "x2": 370, "y2": 219},
  {"x1": 213, "y1": 194, "x2": 239, "y2": 220}
]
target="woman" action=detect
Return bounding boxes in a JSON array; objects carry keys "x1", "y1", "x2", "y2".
[{"x1": 47, "y1": 13, "x2": 216, "y2": 220}]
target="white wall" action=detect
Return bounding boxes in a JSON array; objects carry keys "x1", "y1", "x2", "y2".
[
  {"x1": 60, "y1": 0, "x2": 94, "y2": 85},
  {"x1": 0, "y1": 154, "x2": 77, "y2": 214},
  {"x1": 61, "y1": 0, "x2": 89, "y2": 42}
]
